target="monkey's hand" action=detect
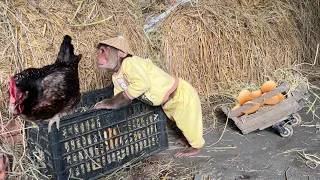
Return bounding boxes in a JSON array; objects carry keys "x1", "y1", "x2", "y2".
[
  {"x1": 93, "y1": 91, "x2": 132, "y2": 110},
  {"x1": 94, "y1": 99, "x2": 113, "y2": 109}
]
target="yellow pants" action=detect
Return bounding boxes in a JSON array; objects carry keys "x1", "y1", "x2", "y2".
[{"x1": 162, "y1": 78, "x2": 205, "y2": 148}]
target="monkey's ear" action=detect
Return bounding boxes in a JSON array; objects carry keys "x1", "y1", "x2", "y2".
[{"x1": 118, "y1": 50, "x2": 128, "y2": 58}]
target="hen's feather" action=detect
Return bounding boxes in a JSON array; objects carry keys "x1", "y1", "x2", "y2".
[{"x1": 10, "y1": 35, "x2": 81, "y2": 124}]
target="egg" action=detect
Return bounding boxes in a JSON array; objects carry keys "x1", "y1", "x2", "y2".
[
  {"x1": 232, "y1": 104, "x2": 244, "y2": 117},
  {"x1": 261, "y1": 81, "x2": 277, "y2": 93},
  {"x1": 237, "y1": 89, "x2": 252, "y2": 105},
  {"x1": 250, "y1": 90, "x2": 262, "y2": 100},
  {"x1": 243, "y1": 101, "x2": 260, "y2": 114},
  {"x1": 278, "y1": 93, "x2": 285, "y2": 102}
]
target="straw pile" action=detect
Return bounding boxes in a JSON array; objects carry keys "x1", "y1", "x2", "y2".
[
  {"x1": 0, "y1": 0, "x2": 320, "y2": 179},
  {"x1": 0, "y1": 0, "x2": 151, "y2": 114},
  {"x1": 158, "y1": 0, "x2": 320, "y2": 104},
  {"x1": 0, "y1": 0, "x2": 149, "y2": 178}
]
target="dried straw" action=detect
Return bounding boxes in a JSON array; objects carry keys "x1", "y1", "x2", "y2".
[
  {"x1": 0, "y1": 0, "x2": 320, "y2": 179},
  {"x1": 157, "y1": 0, "x2": 320, "y2": 105},
  {"x1": 1, "y1": 0, "x2": 149, "y2": 93},
  {"x1": 0, "y1": 0, "x2": 149, "y2": 179},
  {"x1": 104, "y1": 156, "x2": 194, "y2": 180},
  {"x1": 276, "y1": 148, "x2": 320, "y2": 169}
]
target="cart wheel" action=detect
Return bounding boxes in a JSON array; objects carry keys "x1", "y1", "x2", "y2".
[
  {"x1": 290, "y1": 113, "x2": 302, "y2": 127},
  {"x1": 280, "y1": 124, "x2": 293, "y2": 138}
]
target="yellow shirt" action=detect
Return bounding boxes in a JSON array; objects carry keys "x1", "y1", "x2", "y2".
[{"x1": 112, "y1": 56, "x2": 179, "y2": 106}]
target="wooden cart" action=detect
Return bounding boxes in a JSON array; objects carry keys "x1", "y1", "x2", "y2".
[{"x1": 221, "y1": 81, "x2": 309, "y2": 137}]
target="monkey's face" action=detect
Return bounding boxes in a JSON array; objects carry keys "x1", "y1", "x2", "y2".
[{"x1": 96, "y1": 46, "x2": 120, "y2": 71}]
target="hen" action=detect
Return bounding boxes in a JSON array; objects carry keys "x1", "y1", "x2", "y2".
[{"x1": 9, "y1": 35, "x2": 82, "y2": 132}]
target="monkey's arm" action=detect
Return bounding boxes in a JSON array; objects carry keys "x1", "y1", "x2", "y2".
[{"x1": 94, "y1": 91, "x2": 132, "y2": 110}]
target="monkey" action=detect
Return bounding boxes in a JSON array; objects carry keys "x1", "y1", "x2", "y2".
[{"x1": 94, "y1": 36, "x2": 205, "y2": 158}]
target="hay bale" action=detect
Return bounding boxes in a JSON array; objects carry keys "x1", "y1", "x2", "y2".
[
  {"x1": 158, "y1": 0, "x2": 319, "y2": 104},
  {"x1": 284, "y1": 0, "x2": 320, "y2": 64},
  {"x1": 1, "y1": 0, "x2": 148, "y2": 86},
  {"x1": 0, "y1": 0, "x2": 148, "y2": 178},
  {"x1": 0, "y1": 0, "x2": 149, "y2": 112}
]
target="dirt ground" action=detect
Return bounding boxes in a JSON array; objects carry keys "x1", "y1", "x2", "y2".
[{"x1": 149, "y1": 100, "x2": 320, "y2": 180}]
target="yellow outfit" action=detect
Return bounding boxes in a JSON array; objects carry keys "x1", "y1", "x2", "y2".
[
  {"x1": 112, "y1": 56, "x2": 205, "y2": 148},
  {"x1": 113, "y1": 56, "x2": 178, "y2": 105}
]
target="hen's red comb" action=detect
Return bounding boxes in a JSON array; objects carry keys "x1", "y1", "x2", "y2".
[{"x1": 9, "y1": 76, "x2": 16, "y2": 104}]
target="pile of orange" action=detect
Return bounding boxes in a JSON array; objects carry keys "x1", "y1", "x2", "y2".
[{"x1": 232, "y1": 81, "x2": 285, "y2": 116}]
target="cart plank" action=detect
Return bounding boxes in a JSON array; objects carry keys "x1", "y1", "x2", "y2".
[{"x1": 233, "y1": 97, "x2": 300, "y2": 134}]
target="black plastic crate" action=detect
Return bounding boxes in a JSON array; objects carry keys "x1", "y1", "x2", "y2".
[{"x1": 26, "y1": 86, "x2": 169, "y2": 180}]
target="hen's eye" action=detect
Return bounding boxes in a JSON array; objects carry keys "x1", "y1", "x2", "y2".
[{"x1": 99, "y1": 49, "x2": 104, "y2": 54}]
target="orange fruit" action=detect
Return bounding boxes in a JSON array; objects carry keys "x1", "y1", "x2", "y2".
[
  {"x1": 261, "y1": 81, "x2": 276, "y2": 93},
  {"x1": 250, "y1": 90, "x2": 262, "y2": 100},
  {"x1": 238, "y1": 90, "x2": 251, "y2": 105},
  {"x1": 278, "y1": 94, "x2": 285, "y2": 102},
  {"x1": 232, "y1": 104, "x2": 244, "y2": 117},
  {"x1": 263, "y1": 95, "x2": 279, "y2": 105},
  {"x1": 243, "y1": 101, "x2": 260, "y2": 114}
]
